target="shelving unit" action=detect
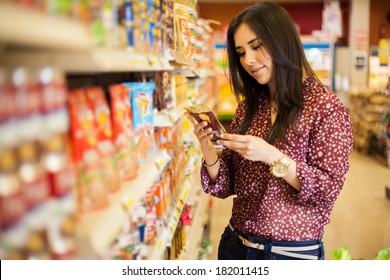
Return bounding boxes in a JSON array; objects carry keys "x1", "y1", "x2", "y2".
[
  {"x1": 1, "y1": 48, "x2": 173, "y2": 72},
  {"x1": 76, "y1": 149, "x2": 171, "y2": 258},
  {"x1": 0, "y1": 3, "x2": 92, "y2": 51},
  {"x1": 0, "y1": 1, "x2": 215, "y2": 260},
  {"x1": 184, "y1": 191, "x2": 210, "y2": 260},
  {"x1": 149, "y1": 179, "x2": 191, "y2": 260}
]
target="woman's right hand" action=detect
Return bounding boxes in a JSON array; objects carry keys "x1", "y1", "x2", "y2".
[
  {"x1": 184, "y1": 112, "x2": 215, "y2": 152},
  {"x1": 185, "y1": 112, "x2": 221, "y2": 182}
]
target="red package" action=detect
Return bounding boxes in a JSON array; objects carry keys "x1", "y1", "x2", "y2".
[
  {"x1": 0, "y1": 149, "x2": 26, "y2": 229},
  {"x1": 17, "y1": 142, "x2": 50, "y2": 210},
  {"x1": 86, "y1": 87, "x2": 120, "y2": 193},
  {"x1": 68, "y1": 89, "x2": 108, "y2": 212},
  {"x1": 109, "y1": 84, "x2": 138, "y2": 181}
]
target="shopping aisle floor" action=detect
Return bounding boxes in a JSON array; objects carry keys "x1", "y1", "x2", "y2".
[{"x1": 208, "y1": 150, "x2": 390, "y2": 260}]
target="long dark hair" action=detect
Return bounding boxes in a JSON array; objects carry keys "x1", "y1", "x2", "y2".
[{"x1": 226, "y1": 2, "x2": 318, "y2": 144}]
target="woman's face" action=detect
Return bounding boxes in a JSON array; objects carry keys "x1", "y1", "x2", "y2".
[{"x1": 234, "y1": 23, "x2": 273, "y2": 85}]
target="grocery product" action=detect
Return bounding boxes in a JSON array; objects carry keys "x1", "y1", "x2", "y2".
[{"x1": 185, "y1": 104, "x2": 226, "y2": 149}]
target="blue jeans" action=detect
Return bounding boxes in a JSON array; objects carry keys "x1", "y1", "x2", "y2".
[{"x1": 218, "y1": 222, "x2": 325, "y2": 260}]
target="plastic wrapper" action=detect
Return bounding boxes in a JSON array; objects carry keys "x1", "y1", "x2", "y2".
[{"x1": 185, "y1": 104, "x2": 226, "y2": 149}]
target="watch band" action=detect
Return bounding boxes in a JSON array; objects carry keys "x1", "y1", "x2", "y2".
[{"x1": 269, "y1": 153, "x2": 291, "y2": 177}]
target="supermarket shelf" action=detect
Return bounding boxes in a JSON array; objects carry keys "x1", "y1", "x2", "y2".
[
  {"x1": 192, "y1": 68, "x2": 217, "y2": 79},
  {"x1": 0, "y1": 4, "x2": 203, "y2": 74},
  {"x1": 169, "y1": 50, "x2": 195, "y2": 67},
  {"x1": 0, "y1": 48, "x2": 174, "y2": 72},
  {"x1": 185, "y1": 191, "x2": 210, "y2": 260},
  {"x1": 148, "y1": 179, "x2": 191, "y2": 260},
  {"x1": 76, "y1": 149, "x2": 171, "y2": 258},
  {"x1": 172, "y1": 67, "x2": 198, "y2": 78},
  {"x1": 0, "y1": 3, "x2": 92, "y2": 51}
]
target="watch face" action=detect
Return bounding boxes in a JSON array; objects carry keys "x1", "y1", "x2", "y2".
[{"x1": 272, "y1": 162, "x2": 288, "y2": 177}]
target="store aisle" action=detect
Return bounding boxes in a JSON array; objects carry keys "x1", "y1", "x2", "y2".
[{"x1": 208, "y1": 150, "x2": 390, "y2": 260}]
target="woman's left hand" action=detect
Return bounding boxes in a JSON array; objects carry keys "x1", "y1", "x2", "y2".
[{"x1": 217, "y1": 133, "x2": 280, "y2": 164}]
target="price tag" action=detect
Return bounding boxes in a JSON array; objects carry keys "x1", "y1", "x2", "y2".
[
  {"x1": 160, "y1": 57, "x2": 170, "y2": 68},
  {"x1": 130, "y1": 59, "x2": 141, "y2": 66},
  {"x1": 168, "y1": 110, "x2": 178, "y2": 123},
  {"x1": 183, "y1": 189, "x2": 189, "y2": 201},
  {"x1": 149, "y1": 56, "x2": 161, "y2": 68},
  {"x1": 154, "y1": 149, "x2": 172, "y2": 172},
  {"x1": 150, "y1": 59, "x2": 158, "y2": 66},
  {"x1": 157, "y1": 239, "x2": 163, "y2": 250},
  {"x1": 122, "y1": 196, "x2": 136, "y2": 211},
  {"x1": 175, "y1": 211, "x2": 180, "y2": 220}
]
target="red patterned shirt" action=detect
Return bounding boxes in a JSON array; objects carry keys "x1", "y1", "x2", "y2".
[{"x1": 201, "y1": 77, "x2": 353, "y2": 241}]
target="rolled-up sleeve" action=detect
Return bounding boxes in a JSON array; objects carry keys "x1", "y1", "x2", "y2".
[
  {"x1": 200, "y1": 156, "x2": 235, "y2": 198},
  {"x1": 297, "y1": 104, "x2": 353, "y2": 207},
  {"x1": 200, "y1": 102, "x2": 246, "y2": 199}
]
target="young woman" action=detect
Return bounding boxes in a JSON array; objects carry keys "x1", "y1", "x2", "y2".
[{"x1": 186, "y1": 2, "x2": 353, "y2": 260}]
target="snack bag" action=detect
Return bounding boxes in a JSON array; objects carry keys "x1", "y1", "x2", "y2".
[
  {"x1": 108, "y1": 84, "x2": 138, "y2": 181},
  {"x1": 173, "y1": 3, "x2": 192, "y2": 58},
  {"x1": 185, "y1": 104, "x2": 226, "y2": 149},
  {"x1": 153, "y1": 71, "x2": 174, "y2": 111},
  {"x1": 0, "y1": 149, "x2": 26, "y2": 229},
  {"x1": 126, "y1": 82, "x2": 156, "y2": 164},
  {"x1": 68, "y1": 89, "x2": 108, "y2": 212},
  {"x1": 39, "y1": 67, "x2": 74, "y2": 198},
  {"x1": 162, "y1": 0, "x2": 174, "y2": 51},
  {"x1": 86, "y1": 87, "x2": 120, "y2": 193}
]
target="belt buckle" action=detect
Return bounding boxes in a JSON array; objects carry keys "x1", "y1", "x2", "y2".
[
  {"x1": 241, "y1": 236, "x2": 265, "y2": 250},
  {"x1": 229, "y1": 222, "x2": 265, "y2": 251}
]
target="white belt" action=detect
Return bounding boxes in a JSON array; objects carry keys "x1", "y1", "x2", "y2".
[{"x1": 228, "y1": 222, "x2": 320, "y2": 260}]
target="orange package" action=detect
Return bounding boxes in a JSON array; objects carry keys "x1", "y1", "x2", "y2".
[
  {"x1": 86, "y1": 87, "x2": 120, "y2": 193},
  {"x1": 68, "y1": 89, "x2": 108, "y2": 212},
  {"x1": 109, "y1": 84, "x2": 138, "y2": 181}
]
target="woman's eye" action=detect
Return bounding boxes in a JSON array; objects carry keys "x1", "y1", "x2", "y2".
[
  {"x1": 252, "y1": 43, "x2": 263, "y2": 50},
  {"x1": 237, "y1": 52, "x2": 245, "y2": 57}
]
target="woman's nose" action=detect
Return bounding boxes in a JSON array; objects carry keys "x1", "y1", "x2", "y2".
[{"x1": 246, "y1": 55, "x2": 255, "y2": 66}]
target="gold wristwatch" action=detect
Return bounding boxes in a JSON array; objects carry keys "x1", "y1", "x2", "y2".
[{"x1": 270, "y1": 153, "x2": 291, "y2": 178}]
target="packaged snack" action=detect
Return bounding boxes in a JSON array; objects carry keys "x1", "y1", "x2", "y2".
[
  {"x1": 185, "y1": 104, "x2": 226, "y2": 149},
  {"x1": 161, "y1": 0, "x2": 173, "y2": 50},
  {"x1": 173, "y1": 74, "x2": 186, "y2": 107},
  {"x1": 110, "y1": 0, "x2": 128, "y2": 48},
  {"x1": 43, "y1": 134, "x2": 75, "y2": 198},
  {"x1": 68, "y1": 89, "x2": 108, "y2": 212},
  {"x1": 173, "y1": 3, "x2": 192, "y2": 58},
  {"x1": 109, "y1": 84, "x2": 138, "y2": 181},
  {"x1": 38, "y1": 67, "x2": 74, "y2": 198},
  {"x1": 153, "y1": 71, "x2": 174, "y2": 111},
  {"x1": 154, "y1": 127, "x2": 173, "y2": 155},
  {"x1": 133, "y1": 0, "x2": 149, "y2": 52},
  {"x1": 86, "y1": 87, "x2": 120, "y2": 193},
  {"x1": 124, "y1": 0, "x2": 135, "y2": 49},
  {"x1": 126, "y1": 82, "x2": 156, "y2": 164},
  {"x1": 0, "y1": 149, "x2": 26, "y2": 229},
  {"x1": 17, "y1": 141, "x2": 50, "y2": 210}
]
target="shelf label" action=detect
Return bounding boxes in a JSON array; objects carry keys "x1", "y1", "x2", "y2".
[
  {"x1": 157, "y1": 239, "x2": 163, "y2": 250},
  {"x1": 154, "y1": 149, "x2": 172, "y2": 172},
  {"x1": 122, "y1": 196, "x2": 136, "y2": 211},
  {"x1": 148, "y1": 55, "x2": 162, "y2": 69}
]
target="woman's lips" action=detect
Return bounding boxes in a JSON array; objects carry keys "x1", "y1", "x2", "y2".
[{"x1": 251, "y1": 66, "x2": 264, "y2": 75}]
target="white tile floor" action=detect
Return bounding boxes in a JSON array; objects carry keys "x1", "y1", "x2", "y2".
[{"x1": 208, "y1": 150, "x2": 390, "y2": 260}]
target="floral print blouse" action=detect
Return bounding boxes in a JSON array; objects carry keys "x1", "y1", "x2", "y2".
[{"x1": 201, "y1": 77, "x2": 353, "y2": 241}]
